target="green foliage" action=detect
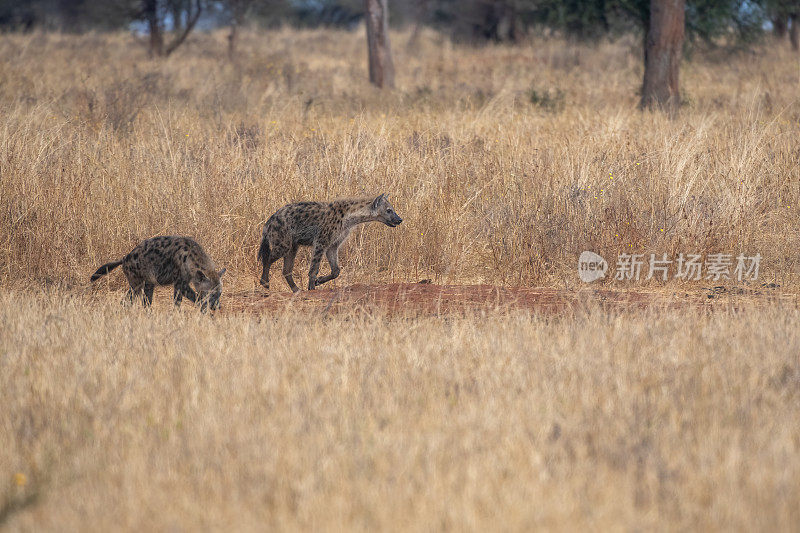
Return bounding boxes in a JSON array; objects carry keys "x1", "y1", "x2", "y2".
[
  {"x1": 686, "y1": 0, "x2": 768, "y2": 45},
  {"x1": 531, "y1": 0, "x2": 769, "y2": 45},
  {"x1": 0, "y1": 0, "x2": 137, "y2": 31},
  {"x1": 763, "y1": 0, "x2": 800, "y2": 18},
  {"x1": 536, "y1": 0, "x2": 648, "y2": 37},
  {"x1": 0, "y1": 0, "x2": 786, "y2": 52},
  {"x1": 422, "y1": 0, "x2": 772, "y2": 48}
]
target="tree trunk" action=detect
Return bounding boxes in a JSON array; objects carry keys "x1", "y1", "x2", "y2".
[
  {"x1": 228, "y1": 0, "x2": 246, "y2": 59},
  {"x1": 406, "y1": 0, "x2": 426, "y2": 51},
  {"x1": 791, "y1": 14, "x2": 799, "y2": 51},
  {"x1": 365, "y1": 0, "x2": 394, "y2": 89},
  {"x1": 228, "y1": 21, "x2": 238, "y2": 59},
  {"x1": 494, "y1": 3, "x2": 517, "y2": 42},
  {"x1": 163, "y1": 0, "x2": 202, "y2": 57},
  {"x1": 773, "y1": 16, "x2": 787, "y2": 39},
  {"x1": 144, "y1": 0, "x2": 163, "y2": 57},
  {"x1": 170, "y1": 3, "x2": 184, "y2": 34},
  {"x1": 640, "y1": 0, "x2": 685, "y2": 113}
]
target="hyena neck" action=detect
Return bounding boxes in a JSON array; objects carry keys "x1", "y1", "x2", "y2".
[{"x1": 338, "y1": 198, "x2": 377, "y2": 230}]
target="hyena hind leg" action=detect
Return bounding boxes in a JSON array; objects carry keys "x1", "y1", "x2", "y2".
[
  {"x1": 123, "y1": 288, "x2": 137, "y2": 307},
  {"x1": 260, "y1": 254, "x2": 280, "y2": 290},
  {"x1": 123, "y1": 279, "x2": 145, "y2": 307},
  {"x1": 142, "y1": 284, "x2": 155, "y2": 307},
  {"x1": 283, "y1": 244, "x2": 301, "y2": 293}
]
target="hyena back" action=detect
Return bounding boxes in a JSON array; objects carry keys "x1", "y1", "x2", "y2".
[
  {"x1": 258, "y1": 194, "x2": 402, "y2": 292},
  {"x1": 91, "y1": 236, "x2": 226, "y2": 310}
]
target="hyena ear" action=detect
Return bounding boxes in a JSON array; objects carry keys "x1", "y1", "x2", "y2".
[
  {"x1": 372, "y1": 194, "x2": 386, "y2": 210},
  {"x1": 218, "y1": 268, "x2": 226, "y2": 277}
]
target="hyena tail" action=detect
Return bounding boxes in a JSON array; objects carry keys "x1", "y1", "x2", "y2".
[
  {"x1": 90, "y1": 260, "x2": 123, "y2": 282},
  {"x1": 257, "y1": 234, "x2": 270, "y2": 265}
]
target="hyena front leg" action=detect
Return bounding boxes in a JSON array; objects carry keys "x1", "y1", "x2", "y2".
[
  {"x1": 173, "y1": 280, "x2": 197, "y2": 306},
  {"x1": 198, "y1": 292, "x2": 209, "y2": 313},
  {"x1": 308, "y1": 242, "x2": 325, "y2": 290},
  {"x1": 283, "y1": 244, "x2": 301, "y2": 293},
  {"x1": 315, "y1": 246, "x2": 341, "y2": 287}
]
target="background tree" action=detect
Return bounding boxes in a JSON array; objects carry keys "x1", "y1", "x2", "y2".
[
  {"x1": 0, "y1": 0, "x2": 137, "y2": 31},
  {"x1": 365, "y1": 0, "x2": 394, "y2": 88},
  {"x1": 406, "y1": 0, "x2": 430, "y2": 50},
  {"x1": 764, "y1": 0, "x2": 800, "y2": 49},
  {"x1": 225, "y1": 0, "x2": 256, "y2": 57},
  {"x1": 142, "y1": 0, "x2": 203, "y2": 57},
  {"x1": 772, "y1": 14, "x2": 787, "y2": 37},
  {"x1": 641, "y1": 0, "x2": 685, "y2": 112}
]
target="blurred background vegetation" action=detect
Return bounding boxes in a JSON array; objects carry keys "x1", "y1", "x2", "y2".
[{"x1": 0, "y1": 0, "x2": 797, "y2": 50}]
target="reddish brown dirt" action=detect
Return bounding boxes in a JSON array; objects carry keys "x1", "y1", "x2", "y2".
[{"x1": 222, "y1": 283, "x2": 795, "y2": 316}]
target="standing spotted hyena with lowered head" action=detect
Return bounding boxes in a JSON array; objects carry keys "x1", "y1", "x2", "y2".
[
  {"x1": 258, "y1": 194, "x2": 403, "y2": 292},
  {"x1": 90, "y1": 236, "x2": 226, "y2": 310}
]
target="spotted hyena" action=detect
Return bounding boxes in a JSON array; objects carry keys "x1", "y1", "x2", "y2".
[
  {"x1": 258, "y1": 194, "x2": 403, "y2": 292},
  {"x1": 90, "y1": 236, "x2": 226, "y2": 310}
]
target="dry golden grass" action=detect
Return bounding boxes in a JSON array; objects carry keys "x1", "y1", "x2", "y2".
[
  {"x1": 1, "y1": 28, "x2": 798, "y2": 290},
  {"x1": 2, "y1": 290, "x2": 800, "y2": 530},
  {"x1": 2, "y1": 28, "x2": 800, "y2": 530}
]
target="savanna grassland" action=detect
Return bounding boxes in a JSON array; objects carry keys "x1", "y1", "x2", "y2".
[
  {"x1": 2, "y1": 27, "x2": 800, "y2": 530},
  {"x1": 1, "y1": 28, "x2": 799, "y2": 288},
  {"x1": 2, "y1": 292, "x2": 800, "y2": 530}
]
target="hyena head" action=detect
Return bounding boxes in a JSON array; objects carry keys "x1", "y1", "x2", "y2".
[
  {"x1": 371, "y1": 194, "x2": 403, "y2": 227},
  {"x1": 195, "y1": 268, "x2": 226, "y2": 311}
]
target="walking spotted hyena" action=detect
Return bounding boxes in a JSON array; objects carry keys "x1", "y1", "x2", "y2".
[
  {"x1": 258, "y1": 194, "x2": 403, "y2": 292},
  {"x1": 90, "y1": 236, "x2": 226, "y2": 311}
]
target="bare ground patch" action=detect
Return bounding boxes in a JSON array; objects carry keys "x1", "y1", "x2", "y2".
[{"x1": 222, "y1": 282, "x2": 797, "y2": 316}]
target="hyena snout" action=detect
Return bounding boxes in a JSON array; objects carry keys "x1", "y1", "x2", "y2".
[
  {"x1": 198, "y1": 285, "x2": 222, "y2": 311},
  {"x1": 373, "y1": 194, "x2": 402, "y2": 227},
  {"x1": 381, "y1": 211, "x2": 403, "y2": 227},
  {"x1": 196, "y1": 268, "x2": 226, "y2": 311},
  {"x1": 204, "y1": 288, "x2": 222, "y2": 311}
]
